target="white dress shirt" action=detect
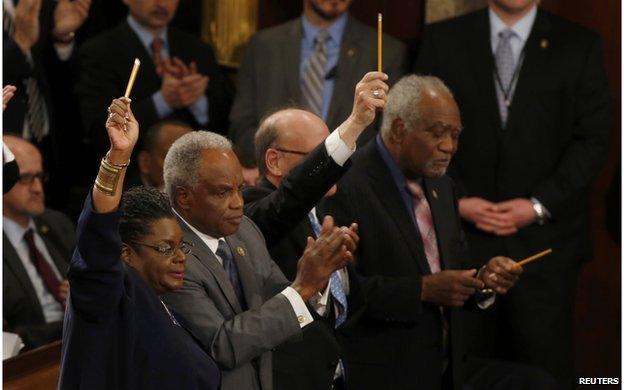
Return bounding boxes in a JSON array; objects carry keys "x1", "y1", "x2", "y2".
[{"x1": 3, "y1": 216, "x2": 64, "y2": 323}]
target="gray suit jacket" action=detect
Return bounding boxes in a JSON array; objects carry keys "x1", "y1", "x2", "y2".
[
  {"x1": 229, "y1": 14, "x2": 408, "y2": 162},
  {"x1": 163, "y1": 216, "x2": 303, "y2": 390}
]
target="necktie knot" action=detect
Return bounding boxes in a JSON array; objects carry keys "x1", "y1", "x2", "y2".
[
  {"x1": 406, "y1": 180, "x2": 425, "y2": 201},
  {"x1": 498, "y1": 28, "x2": 516, "y2": 42},
  {"x1": 23, "y1": 228, "x2": 36, "y2": 246},
  {"x1": 315, "y1": 30, "x2": 330, "y2": 47}
]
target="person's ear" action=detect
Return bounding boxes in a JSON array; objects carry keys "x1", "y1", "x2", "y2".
[
  {"x1": 137, "y1": 151, "x2": 151, "y2": 175},
  {"x1": 175, "y1": 186, "x2": 193, "y2": 211},
  {"x1": 265, "y1": 149, "x2": 283, "y2": 177},
  {"x1": 389, "y1": 118, "x2": 407, "y2": 144},
  {"x1": 120, "y1": 244, "x2": 135, "y2": 268}
]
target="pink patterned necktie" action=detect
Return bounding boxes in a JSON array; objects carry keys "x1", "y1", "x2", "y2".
[{"x1": 406, "y1": 180, "x2": 441, "y2": 274}]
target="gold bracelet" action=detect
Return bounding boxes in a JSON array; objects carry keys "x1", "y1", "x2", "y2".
[
  {"x1": 94, "y1": 156, "x2": 125, "y2": 196},
  {"x1": 104, "y1": 151, "x2": 130, "y2": 168}
]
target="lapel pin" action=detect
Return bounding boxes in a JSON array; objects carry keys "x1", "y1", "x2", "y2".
[
  {"x1": 540, "y1": 38, "x2": 549, "y2": 49},
  {"x1": 40, "y1": 225, "x2": 49, "y2": 234},
  {"x1": 432, "y1": 190, "x2": 438, "y2": 199},
  {"x1": 236, "y1": 247, "x2": 246, "y2": 257},
  {"x1": 347, "y1": 48, "x2": 355, "y2": 57}
]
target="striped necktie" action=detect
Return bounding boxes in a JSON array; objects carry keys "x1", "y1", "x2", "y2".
[
  {"x1": 3, "y1": 2, "x2": 49, "y2": 141},
  {"x1": 494, "y1": 28, "x2": 517, "y2": 127},
  {"x1": 301, "y1": 30, "x2": 330, "y2": 117},
  {"x1": 308, "y1": 210, "x2": 348, "y2": 327},
  {"x1": 405, "y1": 181, "x2": 441, "y2": 274}
]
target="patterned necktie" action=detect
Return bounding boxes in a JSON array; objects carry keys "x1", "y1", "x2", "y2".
[
  {"x1": 23, "y1": 229, "x2": 64, "y2": 306},
  {"x1": 308, "y1": 211, "x2": 348, "y2": 327},
  {"x1": 494, "y1": 28, "x2": 517, "y2": 127},
  {"x1": 301, "y1": 30, "x2": 330, "y2": 117},
  {"x1": 151, "y1": 37, "x2": 164, "y2": 77},
  {"x1": 216, "y1": 240, "x2": 247, "y2": 309},
  {"x1": 3, "y1": 3, "x2": 49, "y2": 141},
  {"x1": 405, "y1": 181, "x2": 441, "y2": 274}
]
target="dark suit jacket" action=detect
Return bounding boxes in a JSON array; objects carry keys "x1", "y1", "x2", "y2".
[
  {"x1": 3, "y1": 209, "x2": 74, "y2": 349},
  {"x1": 163, "y1": 216, "x2": 304, "y2": 390},
  {"x1": 414, "y1": 8, "x2": 611, "y2": 268},
  {"x1": 59, "y1": 194, "x2": 220, "y2": 390},
  {"x1": 243, "y1": 142, "x2": 366, "y2": 390},
  {"x1": 324, "y1": 139, "x2": 477, "y2": 390},
  {"x1": 229, "y1": 14, "x2": 408, "y2": 163},
  {"x1": 76, "y1": 20, "x2": 233, "y2": 158}
]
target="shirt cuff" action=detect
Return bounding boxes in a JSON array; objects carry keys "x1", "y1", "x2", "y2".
[
  {"x1": 308, "y1": 281, "x2": 332, "y2": 317},
  {"x1": 325, "y1": 130, "x2": 354, "y2": 167},
  {"x1": 189, "y1": 95, "x2": 209, "y2": 125},
  {"x1": 152, "y1": 91, "x2": 174, "y2": 119},
  {"x1": 280, "y1": 286, "x2": 314, "y2": 328},
  {"x1": 3, "y1": 143, "x2": 15, "y2": 163},
  {"x1": 476, "y1": 291, "x2": 496, "y2": 309},
  {"x1": 530, "y1": 197, "x2": 552, "y2": 219},
  {"x1": 54, "y1": 42, "x2": 74, "y2": 61}
]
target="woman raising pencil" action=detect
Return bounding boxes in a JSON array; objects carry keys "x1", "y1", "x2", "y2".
[{"x1": 59, "y1": 97, "x2": 221, "y2": 389}]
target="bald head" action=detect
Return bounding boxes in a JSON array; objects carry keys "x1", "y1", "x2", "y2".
[
  {"x1": 3, "y1": 136, "x2": 45, "y2": 226},
  {"x1": 255, "y1": 109, "x2": 330, "y2": 182}
]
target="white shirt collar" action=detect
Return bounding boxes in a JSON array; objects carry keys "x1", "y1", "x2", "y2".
[
  {"x1": 172, "y1": 208, "x2": 222, "y2": 254},
  {"x1": 3, "y1": 216, "x2": 36, "y2": 248},
  {"x1": 489, "y1": 5, "x2": 537, "y2": 44}
]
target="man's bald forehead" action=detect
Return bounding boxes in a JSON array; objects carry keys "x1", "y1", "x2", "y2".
[{"x1": 3, "y1": 135, "x2": 40, "y2": 158}]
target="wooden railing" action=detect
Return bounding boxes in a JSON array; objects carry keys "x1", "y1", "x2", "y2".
[{"x1": 3, "y1": 341, "x2": 61, "y2": 390}]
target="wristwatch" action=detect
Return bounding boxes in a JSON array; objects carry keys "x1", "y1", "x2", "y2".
[{"x1": 531, "y1": 199, "x2": 546, "y2": 225}]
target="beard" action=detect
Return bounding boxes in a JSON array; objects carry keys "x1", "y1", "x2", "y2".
[{"x1": 309, "y1": 0, "x2": 348, "y2": 22}]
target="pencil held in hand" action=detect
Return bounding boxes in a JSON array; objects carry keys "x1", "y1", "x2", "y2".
[
  {"x1": 377, "y1": 13, "x2": 383, "y2": 72},
  {"x1": 517, "y1": 248, "x2": 552, "y2": 267},
  {"x1": 124, "y1": 58, "x2": 141, "y2": 98}
]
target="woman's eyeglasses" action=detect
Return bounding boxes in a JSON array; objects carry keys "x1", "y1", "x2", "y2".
[{"x1": 132, "y1": 241, "x2": 193, "y2": 257}]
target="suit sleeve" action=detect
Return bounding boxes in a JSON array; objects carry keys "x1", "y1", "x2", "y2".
[
  {"x1": 243, "y1": 142, "x2": 349, "y2": 248},
  {"x1": 228, "y1": 34, "x2": 261, "y2": 164},
  {"x1": 531, "y1": 35, "x2": 611, "y2": 217},
  {"x1": 66, "y1": 192, "x2": 124, "y2": 322}
]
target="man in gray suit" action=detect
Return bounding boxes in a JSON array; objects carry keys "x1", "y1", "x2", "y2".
[
  {"x1": 229, "y1": 0, "x2": 407, "y2": 172},
  {"x1": 3, "y1": 135, "x2": 75, "y2": 350},
  {"x1": 162, "y1": 131, "x2": 357, "y2": 390}
]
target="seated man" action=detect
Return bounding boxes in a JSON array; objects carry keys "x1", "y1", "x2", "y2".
[
  {"x1": 76, "y1": 0, "x2": 232, "y2": 160},
  {"x1": 3, "y1": 135, "x2": 74, "y2": 350},
  {"x1": 162, "y1": 131, "x2": 357, "y2": 390},
  {"x1": 125, "y1": 119, "x2": 191, "y2": 190}
]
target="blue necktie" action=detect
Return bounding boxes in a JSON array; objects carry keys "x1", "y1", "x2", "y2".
[
  {"x1": 216, "y1": 240, "x2": 247, "y2": 309},
  {"x1": 308, "y1": 211, "x2": 348, "y2": 327}
]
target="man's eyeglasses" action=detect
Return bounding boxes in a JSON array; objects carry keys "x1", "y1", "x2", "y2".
[
  {"x1": 18, "y1": 172, "x2": 48, "y2": 185},
  {"x1": 273, "y1": 147, "x2": 309, "y2": 156},
  {"x1": 132, "y1": 241, "x2": 193, "y2": 257}
]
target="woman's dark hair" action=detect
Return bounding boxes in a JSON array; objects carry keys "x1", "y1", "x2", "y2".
[{"x1": 119, "y1": 186, "x2": 175, "y2": 245}]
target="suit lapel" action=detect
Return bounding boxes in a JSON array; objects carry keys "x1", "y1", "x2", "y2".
[
  {"x1": 363, "y1": 144, "x2": 432, "y2": 275},
  {"x1": 3, "y1": 233, "x2": 42, "y2": 313},
  {"x1": 34, "y1": 218, "x2": 67, "y2": 278},
  {"x1": 422, "y1": 179, "x2": 451, "y2": 270},
  {"x1": 467, "y1": 10, "x2": 503, "y2": 136},
  {"x1": 502, "y1": 9, "x2": 551, "y2": 147},
  {"x1": 177, "y1": 216, "x2": 243, "y2": 313},
  {"x1": 117, "y1": 22, "x2": 161, "y2": 96},
  {"x1": 326, "y1": 17, "x2": 362, "y2": 127},
  {"x1": 284, "y1": 20, "x2": 303, "y2": 102},
  {"x1": 225, "y1": 235, "x2": 262, "y2": 310}
]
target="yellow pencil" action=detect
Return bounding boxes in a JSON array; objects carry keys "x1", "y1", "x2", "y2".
[
  {"x1": 517, "y1": 248, "x2": 552, "y2": 267},
  {"x1": 124, "y1": 58, "x2": 141, "y2": 98},
  {"x1": 377, "y1": 13, "x2": 383, "y2": 72}
]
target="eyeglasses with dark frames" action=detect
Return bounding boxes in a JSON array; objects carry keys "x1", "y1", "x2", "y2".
[
  {"x1": 132, "y1": 240, "x2": 193, "y2": 257},
  {"x1": 18, "y1": 172, "x2": 48, "y2": 185},
  {"x1": 272, "y1": 147, "x2": 309, "y2": 156}
]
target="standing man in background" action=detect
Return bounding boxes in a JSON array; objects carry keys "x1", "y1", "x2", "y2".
[
  {"x1": 414, "y1": 0, "x2": 611, "y2": 387},
  {"x1": 230, "y1": 0, "x2": 408, "y2": 174}
]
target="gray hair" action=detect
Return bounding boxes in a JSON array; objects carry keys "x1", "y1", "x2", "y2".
[
  {"x1": 163, "y1": 131, "x2": 232, "y2": 201},
  {"x1": 380, "y1": 75, "x2": 453, "y2": 138}
]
